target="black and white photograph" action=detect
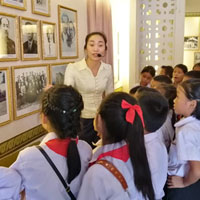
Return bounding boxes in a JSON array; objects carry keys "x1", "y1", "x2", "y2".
[
  {"x1": 58, "y1": 5, "x2": 78, "y2": 59},
  {"x1": 41, "y1": 21, "x2": 57, "y2": 60},
  {"x1": 194, "y1": 52, "x2": 200, "y2": 64},
  {"x1": 12, "y1": 65, "x2": 48, "y2": 119},
  {"x1": 184, "y1": 36, "x2": 199, "y2": 50},
  {"x1": 32, "y1": 0, "x2": 50, "y2": 17},
  {"x1": 1, "y1": 0, "x2": 27, "y2": 11},
  {"x1": 0, "y1": 68, "x2": 12, "y2": 126},
  {"x1": 20, "y1": 17, "x2": 40, "y2": 60},
  {"x1": 49, "y1": 63, "x2": 68, "y2": 85},
  {"x1": 0, "y1": 12, "x2": 19, "y2": 61}
]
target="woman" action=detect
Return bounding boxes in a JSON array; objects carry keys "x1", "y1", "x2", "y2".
[{"x1": 64, "y1": 32, "x2": 114, "y2": 148}]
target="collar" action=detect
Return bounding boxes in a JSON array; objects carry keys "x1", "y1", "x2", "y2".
[
  {"x1": 175, "y1": 116, "x2": 197, "y2": 128},
  {"x1": 144, "y1": 130, "x2": 159, "y2": 143},
  {"x1": 90, "y1": 141, "x2": 129, "y2": 164}
]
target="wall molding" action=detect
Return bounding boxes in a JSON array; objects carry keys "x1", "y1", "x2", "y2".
[{"x1": 185, "y1": 12, "x2": 200, "y2": 17}]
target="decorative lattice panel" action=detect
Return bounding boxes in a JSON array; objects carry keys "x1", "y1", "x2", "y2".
[{"x1": 139, "y1": 0, "x2": 177, "y2": 70}]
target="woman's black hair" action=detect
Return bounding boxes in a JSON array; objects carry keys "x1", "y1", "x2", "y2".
[
  {"x1": 84, "y1": 31, "x2": 107, "y2": 50},
  {"x1": 180, "y1": 79, "x2": 200, "y2": 120},
  {"x1": 42, "y1": 85, "x2": 84, "y2": 183},
  {"x1": 153, "y1": 75, "x2": 172, "y2": 84},
  {"x1": 141, "y1": 66, "x2": 156, "y2": 77},
  {"x1": 99, "y1": 92, "x2": 155, "y2": 200},
  {"x1": 129, "y1": 86, "x2": 142, "y2": 95},
  {"x1": 174, "y1": 64, "x2": 188, "y2": 74}
]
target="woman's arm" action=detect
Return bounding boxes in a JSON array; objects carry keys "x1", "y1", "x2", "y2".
[{"x1": 168, "y1": 160, "x2": 200, "y2": 188}]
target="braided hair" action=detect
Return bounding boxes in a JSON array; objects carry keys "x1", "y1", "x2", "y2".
[{"x1": 42, "y1": 85, "x2": 83, "y2": 183}]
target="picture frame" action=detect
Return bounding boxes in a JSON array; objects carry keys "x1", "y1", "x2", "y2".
[
  {"x1": 41, "y1": 21, "x2": 57, "y2": 60},
  {"x1": 184, "y1": 36, "x2": 199, "y2": 50},
  {"x1": 12, "y1": 64, "x2": 49, "y2": 120},
  {"x1": 0, "y1": 12, "x2": 20, "y2": 61},
  {"x1": 20, "y1": 17, "x2": 40, "y2": 61},
  {"x1": 1, "y1": 0, "x2": 27, "y2": 11},
  {"x1": 58, "y1": 5, "x2": 78, "y2": 59},
  {"x1": 32, "y1": 0, "x2": 50, "y2": 17},
  {"x1": 49, "y1": 62, "x2": 68, "y2": 85},
  {"x1": 0, "y1": 67, "x2": 12, "y2": 126},
  {"x1": 194, "y1": 52, "x2": 200, "y2": 64}
]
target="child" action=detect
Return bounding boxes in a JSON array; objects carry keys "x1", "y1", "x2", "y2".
[
  {"x1": 0, "y1": 85, "x2": 92, "y2": 199},
  {"x1": 154, "y1": 83, "x2": 177, "y2": 150},
  {"x1": 78, "y1": 92, "x2": 155, "y2": 200},
  {"x1": 172, "y1": 64, "x2": 188, "y2": 87},
  {"x1": 166, "y1": 79, "x2": 200, "y2": 200},
  {"x1": 151, "y1": 75, "x2": 172, "y2": 89},
  {"x1": 135, "y1": 65, "x2": 156, "y2": 87},
  {"x1": 160, "y1": 65, "x2": 173, "y2": 79},
  {"x1": 136, "y1": 87, "x2": 169, "y2": 199},
  {"x1": 193, "y1": 62, "x2": 200, "y2": 71},
  {"x1": 182, "y1": 70, "x2": 200, "y2": 82}
]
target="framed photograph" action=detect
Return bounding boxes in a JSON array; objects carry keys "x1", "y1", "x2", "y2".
[
  {"x1": 58, "y1": 5, "x2": 78, "y2": 59},
  {"x1": 0, "y1": 67, "x2": 12, "y2": 126},
  {"x1": 41, "y1": 21, "x2": 57, "y2": 60},
  {"x1": 32, "y1": 0, "x2": 50, "y2": 17},
  {"x1": 12, "y1": 64, "x2": 49, "y2": 120},
  {"x1": 1, "y1": 0, "x2": 27, "y2": 11},
  {"x1": 49, "y1": 62, "x2": 68, "y2": 85},
  {"x1": 194, "y1": 52, "x2": 200, "y2": 64},
  {"x1": 20, "y1": 17, "x2": 40, "y2": 61},
  {"x1": 184, "y1": 36, "x2": 199, "y2": 50},
  {"x1": 0, "y1": 12, "x2": 20, "y2": 61}
]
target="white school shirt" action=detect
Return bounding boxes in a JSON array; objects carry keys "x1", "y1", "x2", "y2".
[
  {"x1": 144, "y1": 131, "x2": 168, "y2": 200},
  {"x1": 0, "y1": 167, "x2": 22, "y2": 200},
  {"x1": 10, "y1": 132, "x2": 92, "y2": 200},
  {"x1": 64, "y1": 59, "x2": 114, "y2": 118},
  {"x1": 168, "y1": 116, "x2": 200, "y2": 177},
  {"x1": 77, "y1": 140, "x2": 145, "y2": 200},
  {"x1": 159, "y1": 110, "x2": 175, "y2": 150}
]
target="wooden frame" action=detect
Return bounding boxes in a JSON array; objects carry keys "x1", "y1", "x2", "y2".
[
  {"x1": 0, "y1": 67, "x2": 12, "y2": 126},
  {"x1": 1, "y1": 0, "x2": 27, "y2": 11},
  {"x1": 41, "y1": 21, "x2": 57, "y2": 60},
  {"x1": 49, "y1": 62, "x2": 68, "y2": 85},
  {"x1": 194, "y1": 52, "x2": 200, "y2": 64},
  {"x1": 58, "y1": 5, "x2": 78, "y2": 59},
  {"x1": 32, "y1": 0, "x2": 50, "y2": 17},
  {"x1": 12, "y1": 64, "x2": 49, "y2": 120},
  {"x1": 20, "y1": 17, "x2": 40, "y2": 61},
  {"x1": 184, "y1": 36, "x2": 199, "y2": 51},
  {"x1": 0, "y1": 12, "x2": 20, "y2": 61}
]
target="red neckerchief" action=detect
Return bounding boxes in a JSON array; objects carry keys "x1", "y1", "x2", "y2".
[
  {"x1": 45, "y1": 138, "x2": 78, "y2": 157},
  {"x1": 90, "y1": 144, "x2": 129, "y2": 166}
]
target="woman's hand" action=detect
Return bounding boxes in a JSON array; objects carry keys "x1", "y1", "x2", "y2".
[{"x1": 167, "y1": 175, "x2": 185, "y2": 188}]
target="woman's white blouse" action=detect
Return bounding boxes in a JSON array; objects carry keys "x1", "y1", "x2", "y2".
[
  {"x1": 64, "y1": 59, "x2": 114, "y2": 118},
  {"x1": 168, "y1": 116, "x2": 200, "y2": 177}
]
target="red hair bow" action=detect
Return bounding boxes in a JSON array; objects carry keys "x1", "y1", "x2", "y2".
[{"x1": 121, "y1": 100, "x2": 145, "y2": 127}]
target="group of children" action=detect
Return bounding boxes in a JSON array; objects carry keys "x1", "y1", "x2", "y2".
[{"x1": 0, "y1": 63, "x2": 200, "y2": 200}]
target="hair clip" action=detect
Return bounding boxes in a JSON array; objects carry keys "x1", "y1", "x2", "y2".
[
  {"x1": 72, "y1": 108, "x2": 77, "y2": 113},
  {"x1": 62, "y1": 110, "x2": 66, "y2": 114}
]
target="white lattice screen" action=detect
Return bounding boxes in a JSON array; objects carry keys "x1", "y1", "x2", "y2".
[{"x1": 138, "y1": 0, "x2": 177, "y2": 71}]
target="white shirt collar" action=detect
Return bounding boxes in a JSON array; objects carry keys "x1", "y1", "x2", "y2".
[
  {"x1": 175, "y1": 116, "x2": 196, "y2": 128},
  {"x1": 40, "y1": 132, "x2": 58, "y2": 144}
]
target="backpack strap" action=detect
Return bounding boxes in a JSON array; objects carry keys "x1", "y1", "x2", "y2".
[
  {"x1": 36, "y1": 146, "x2": 76, "y2": 200},
  {"x1": 96, "y1": 159, "x2": 128, "y2": 191}
]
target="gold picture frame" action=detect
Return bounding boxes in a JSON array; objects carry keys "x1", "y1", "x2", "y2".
[
  {"x1": 0, "y1": 12, "x2": 20, "y2": 61},
  {"x1": 1, "y1": 0, "x2": 27, "y2": 11},
  {"x1": 0, "y1": 67, "x2": 12, "y2": 126},
  {"x1": 49, "y1": 62, "x2": 68, "y2": 85},
  {"x1": 41, "y1": 21, "x2": 57, "y2": 60},
  {"x1": 20, "y1": 17, "x2": 40, "y2": 61},
  {"x1": 58, "y1": 5, "x2": 78, "y2": 59},
  {"x1": 12, "y1": 64, "x2": 49, "y2": 120},
  {"x1": 32, "y1": 0, "x2": 50, "y2": 17}
]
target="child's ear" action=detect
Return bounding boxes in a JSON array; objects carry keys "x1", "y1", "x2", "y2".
[
  {"x1": 190, "y1": 100, "x2": 197, "y2": 110},
  {"x1": 41, "y1": 113, "x2": 48, "y2": 124}
]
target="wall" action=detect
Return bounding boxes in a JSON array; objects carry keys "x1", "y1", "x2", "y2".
[{"x1": 0, "y1": 0, "x2": 87, "y2": 142}]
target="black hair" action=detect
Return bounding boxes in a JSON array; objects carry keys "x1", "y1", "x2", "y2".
[
  {"x1": 99, "y1": 92, "x2": 155, "y2": 200},
  {"x1": 161, "y1": 65, "x2": 173, "y2": 79},
  {"x1": 193, "y1": 63, "x2": 200, "y2": 70},
  {"x1": 180, "y1": 79, "x2": 200, "y2": 120},
  {"x1": 174, "y1": 64, "x2": 188, "y2": 74},
  {"x1": 153, "y1": 75, "x2": 172, "y2": 84},
  {"x1": 141, "y1": 66, "x2": 156, "y2": 77},
  {"x1": 137, "y1": 87, "x2": 169, "y2": 132},
  {"x1": 185, "y1": 70, "x2": 200, "y2": 79},
  {"x1": 129, "y1": 86, "x2": 142, "y2": 95},
  {"x1": 42, "y1": 85, "x2": 84, "y2": 183},
  {"x1": 84, "y1": 31, "x2": 107, "y2": 50}
]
